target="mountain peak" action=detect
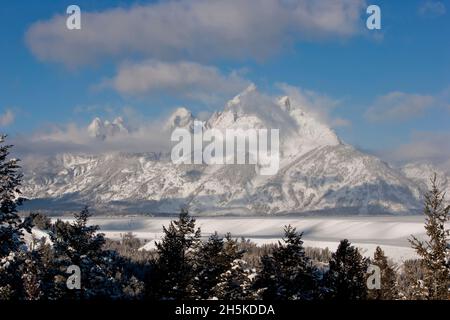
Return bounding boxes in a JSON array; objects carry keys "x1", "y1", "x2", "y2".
[
  {"x1": 278, "y1": 96, "x2": 291, "y2": 111},
  {"x1": 208, "y1": 86, "x2": 340, "y2": 156},
  {"x1": 164, "y1": 107, "x2": 194, "y2": 131},
  {"x1": 226, "y1": 83, "x2": 258, "y2": 109},
  {"x1": 88, "y1": 117, "x2": 129, "y2": 140}
]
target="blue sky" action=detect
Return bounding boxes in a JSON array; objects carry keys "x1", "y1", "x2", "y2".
[{"x1": 0, "y1": 0, "x2": 449, "y2": 164}]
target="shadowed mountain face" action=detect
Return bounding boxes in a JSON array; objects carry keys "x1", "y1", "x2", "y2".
[{"x1": 20, "y1": 86, "x2": 448, "y2": 215}]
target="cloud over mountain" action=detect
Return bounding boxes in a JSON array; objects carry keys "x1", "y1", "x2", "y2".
[{"x1": 381, "y1": 131, "x2": 450, "y2": 169}]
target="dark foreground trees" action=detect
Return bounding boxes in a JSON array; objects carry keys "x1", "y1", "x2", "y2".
[
  {"x1": 0, "y1": 135, "x2": 30, "y2": 299},
  {"x1": 195, "y1": 232, "x2": 243, "y2": 299},
  {"x1": 149, "y1": 208, "x2": 201, "y2": 299},
  {"x1": 325, "y1": 239, "x2": 369, "y2": 300},
  {"x1": 368, "y1": 246, "x2": 398, "y2": 300},
  {"x1": 255, "y1": 225, "x2": 319, "y2": 300}
]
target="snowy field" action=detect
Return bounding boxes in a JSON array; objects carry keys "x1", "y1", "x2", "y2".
[{"x1": 54, "y1": 215, "x2": 432, "y2": 263}]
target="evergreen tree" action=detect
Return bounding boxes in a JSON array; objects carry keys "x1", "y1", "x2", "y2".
[
  {"x1": 368, "y1": 246, "x2": 398, "y2": 300},
  {"x1": 256, "y1": 225, "x2": 318, "y2": 300},
  {"x1": 29, "y1": 212, "x2": 52, "y2": 231},
  {"x1": 0, "y1": 135, "x2": 25, "y2": 254},
  {"x1": 409, "y1": 174, "x2": 450, "y2": 300},
  {"x1": 398, "y1": 259, "x2": 428, "y2": 300},
  {"x1": 51, "y1": 207, "x2": 105, "y2": 265},
  {"x1": 196, "y1": 232, "x2": 243, "y2": 299},
  {"x1": 49, "y1": 207, "x2": 123, "y2": 299},
  {"x1": 326, "y1": 239, "x2": 369, "y2": 300},
  {"x1": 152, "y1": 208, "x2": 201, "y2": 299},
  {"x1": 0, "y1": 135, "x2": 30, "y2": 299},
  {"x1": 21, "y1": 248, "x2": 45, "y2": 300},
  {"x1": 212, "y1": 258, "x2": 260, "y2": 300}
]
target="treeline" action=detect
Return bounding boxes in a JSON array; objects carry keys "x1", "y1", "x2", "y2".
[{"x1": 1, "y1": 135, "x2": 449, "y2": 300}]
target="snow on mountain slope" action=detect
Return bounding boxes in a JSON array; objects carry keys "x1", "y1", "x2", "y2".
[
  {"x1": 401, "y1": 162, "x2": 450, "y2": 197},
  {"x1": 251, "y1": 145, "x2": 422, "y2": 215},
  {"x1": 20, "y1": 86, "x2": 446, "y2": 215}
]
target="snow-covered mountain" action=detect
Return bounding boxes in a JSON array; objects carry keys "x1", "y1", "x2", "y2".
[
  {"x1": 20, "y1": 86, "x2": 449, "y2": 215},
  {"x1": 164, "y1": 107, "x2": 194, "y2": 131},
  {"x1": 87, "y1": 117, "x2": 129, "y2": 140},
  {"x1": 401, "y1": 162, "x2": 450, "y2": 197}
]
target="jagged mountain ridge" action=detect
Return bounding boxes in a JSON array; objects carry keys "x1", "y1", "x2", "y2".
[{"x1": 21, "y1": 86, "x2": 448, "y2": 215}]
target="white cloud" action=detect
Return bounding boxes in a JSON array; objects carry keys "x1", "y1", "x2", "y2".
[
  {"x1": 277, "y1": 83, "x2": 350, "y2": 128},
  {"x1": 381, "y1": 131, "x2": 450, "y2": 169},
  {"x1": 102, "y1": 60, "x2": 250, "y2": 104},
  {"x1": 365, "y1": 92, "x2": 435, "y2": 122},
  {"x1": 419, "y1": 1, "x2": 446, "y2": 17},
  {"x1": 12, "y1": 84, "x2": 346, "y2": 158},
  {"x1": 13, "y1": 116, "x2": 172, "y2": 158},
  {"x1": 0, "y1": 110, "x2": 15, "y2": 127},
  {"x1": 26, "y1": 0, "x2": 365, "y2": 66}
]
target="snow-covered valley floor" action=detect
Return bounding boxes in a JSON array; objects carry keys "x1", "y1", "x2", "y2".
[{"x1": 57, "y1": 215, "x2": 431, "y2": 263}]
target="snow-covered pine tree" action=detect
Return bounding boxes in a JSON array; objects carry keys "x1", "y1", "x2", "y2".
[
  {"x1": 21, "y1": 248, "x2": 45, "y2": 300},
  {"x1": 368, "y1": 246, "x2": 398, "y2": 300},
  {"x1": 49, "y1": 207, "x2": 123, "y2": 299},
  {"x1": 326, "y1": 239, "x2": 369, "y2": 300},
  {"x1": 398, "y1": 259, "x2": 428, "y2": 300},
  {"x1": 196, "y1": 232, "x2": 243, "y2": 299},
  {"x1": 153, "y1": 208, "x2": 201, "y2": 299},
  {"x1": 256, "y1": 225, "x2": 318, "y2": 300},
  {"x1": 26, "y1": 237, "x2": 58, "y2": 300},
  {"x1": 409, "y1": 174, "x2": 450, "y2": 300},
  {"x1": 212, "y1": 258, "x2": 260, "y2": 300},
  {"x1": 0, "y1": 135, "x2": 30, "y2": 299},
  {"x1": 195, "y1": 232, "x2": 224, "y2": 299},
  {"x1": 51, "y1": 207, "x2": 105, "y2": 265}
]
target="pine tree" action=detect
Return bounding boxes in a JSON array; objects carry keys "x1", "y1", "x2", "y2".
[
  {"x1": 0, "y1": 135, "x2": 30, "y2": 299},
  {"x1": 196, "y1": 232, "x2": 243, "y2": 299},
  {"x1": 326, "y1": 239, "x2": 369, "y2": 300},
  {"x1": 256, "y1": 225, "x2": 318, "y2": 300},
  {"x1": 368, "y1": 246, "x2": 398, "y2": 300},
  {"x1": 212, "y1": 258, "x2": 260, "y2": 300},
  {"x1": 153, "y1": 208, "x2": 201, "y2": 299},
  {"x1": 21, "y1": 249, "x2": 44, "y2": 300},
  {"x1": 398, "y1": 259, "x2": 428, "y2": 300},
  {"x1": 409, "y1": 174, "x2": 450, "y2": 300},
  {"x1": 0, "y1": 135, "x2": 25, "y2": 253},
  {"x1": 49, "y1": 207, "x2": 123, "y2": 299},
  {"x1": 51, "y1": 207, "x2": 105, "y2": 265}
]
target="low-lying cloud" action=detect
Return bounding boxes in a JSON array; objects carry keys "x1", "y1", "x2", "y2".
[
  {"x1": 12, "y1": 116, "x2": 172, "y2": 162},
  {"x1": 380, "y1": 131, "x2": 450, "y2": 170}
]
